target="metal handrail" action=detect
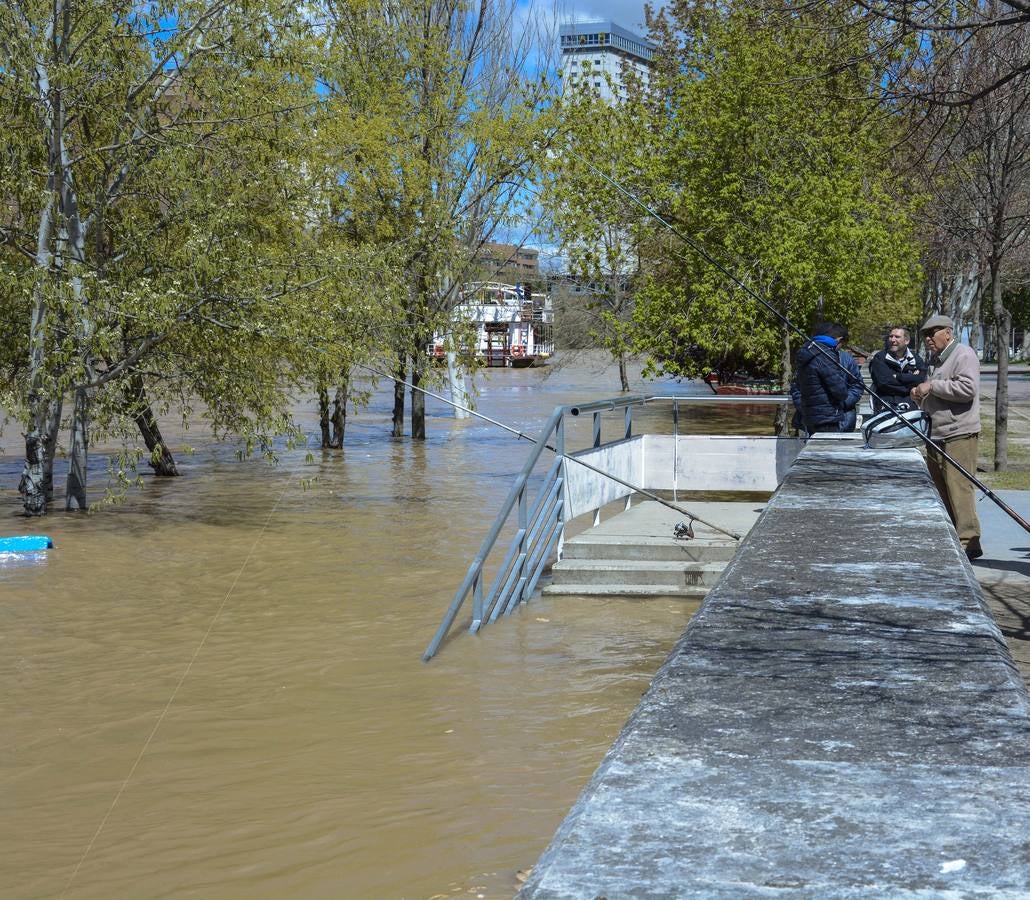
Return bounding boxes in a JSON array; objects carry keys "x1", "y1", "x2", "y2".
[
  {"x1": 423, "y1": 405, "x2": 566, "y2": 660},
  {"x1": 422, "y1": 392, "x2": 792, "y2": 661}
]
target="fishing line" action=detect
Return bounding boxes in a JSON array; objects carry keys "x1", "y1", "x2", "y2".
[
  {"x1": 354, "y1": 361, "x2": 742, "y2": 540},
  {"x1": 562, "y1": 145, "x2": 1030, "y2": 535},
  {"x1": 192, "y1": 311, "x2": 746, "y2": 539},
  {"x1": 61, "y1": 467, "x2": 299, "y2": 896}
]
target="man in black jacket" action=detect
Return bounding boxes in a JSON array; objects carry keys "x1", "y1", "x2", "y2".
[
  {"x1": 794, "y1": 322, "x2": 851, "y2": 433},
  {"x1": 868, "y1": 326, "x2": 926, "y2": 413}
]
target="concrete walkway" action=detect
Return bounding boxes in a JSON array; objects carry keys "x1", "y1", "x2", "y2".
[
  {"x1": 519, "y1": 438, "x2": 1030, "y2": 898},
  {"x1": 972, "y1": 489, "x2": 1030, "y2": 683},
  {"x1": 972, "y1": 488, "x2": 1030, "y2": 581},
  {"x1": 571, "y1": 499, "x2": 766, "y2": 544}
]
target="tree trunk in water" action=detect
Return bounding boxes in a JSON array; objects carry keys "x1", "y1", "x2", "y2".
[
  {"x1": 410, "y1": 355, "x2": 426, "y2": 440},
  {"x1": 392, "y1": 358, "x2": 406, "y2": 438},
  {"x1": 65, "y1": 386, "x2": 89, "y2": 510},
  {"x1": 330, "y1": 375, "x2": 348, "y2": 448},
  {"x1": 992, "y1": 257, "x2": 1009, "y2": 471},
  {"x1": 41, "y1": 397, "x2": 63, "y2": 502},
  {"x1": 318, "y1": 386, "x2": 332, "y2": 448},
  {"x1": 20, "y1": 426, "x2": 48, "y2": 517},
  {"x1": 618, "y1": 354, "x2": 630, "y2": 392},
  {"x1": 446, "y1": 351, "x2": 470, "y2": 418},
  {"x1": 775, "y1": 326, "x2": 791, "y2": 435},
  {"x1": 20, "y1": 395, "x2": 62, "y2": 516},
  {"x1": 126, "y1": 374, "x2": 178, "y2": 475}
]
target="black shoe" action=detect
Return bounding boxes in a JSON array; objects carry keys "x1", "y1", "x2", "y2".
[{"x1": 965, "y1": 537, "x2": 983, "y2": 561}]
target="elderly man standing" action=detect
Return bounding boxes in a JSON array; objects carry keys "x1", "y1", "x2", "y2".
[{"x1": 910, "y1": 314, "x2": 983, "y2": 560}]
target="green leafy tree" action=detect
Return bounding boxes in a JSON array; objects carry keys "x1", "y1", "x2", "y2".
[
  {"x1": 633, "y1": 4, "x2": 921, "y2": 406},
  {"x1": 541, "y1": 74, "x2": 654, "y2": 391},
  {"x1": 316, "y1": 0, "x2": 554, "y2": 440},
  {"x1": 0, "y1": 0, "x2": 327, "y2": 514}
]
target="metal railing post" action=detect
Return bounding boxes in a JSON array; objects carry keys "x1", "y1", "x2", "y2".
[
  {"x1": 471, "y1": 572, "x2": 483, "y2": 632},
  {"x1": 673, "y1": 399, "x2": 680, "y2": 502},
  {"x1": 589, "y1": 408, "x2": 603, "y2": 527},
  {"x1": 623, "y1": 405, "x2": 633, "y2": 510},
  {"x1": 516, "y1": 480, "x2": 528, "y2": 602},
  {"x1": 556, "y1": 415, "x2": 566, "y2": 559}
]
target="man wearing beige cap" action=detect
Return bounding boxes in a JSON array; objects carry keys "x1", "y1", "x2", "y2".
[{"x1": 910, "y1": 314, "x2": 983, "y2": 559}]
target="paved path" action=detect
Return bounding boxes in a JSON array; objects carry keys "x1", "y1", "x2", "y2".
[
  {"x1": 971, "y1": 489, "x2": 1030, "y2": 581},
  {"x1": 972, "y1": 489, "x2": 1030, "y2": 684}
]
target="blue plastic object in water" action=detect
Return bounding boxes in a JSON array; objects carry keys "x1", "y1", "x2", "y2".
[{"x1": 0, "y1": 535, "x2": 53, "y2": 552}]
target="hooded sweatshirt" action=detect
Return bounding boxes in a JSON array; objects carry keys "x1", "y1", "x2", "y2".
[{"x1": 795, "y1": 336, "x2": 850, "y2": 431}]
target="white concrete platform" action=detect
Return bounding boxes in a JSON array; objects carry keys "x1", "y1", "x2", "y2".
[{"x1": 544, "y1": 500, "x2": 766, "y2": 598}]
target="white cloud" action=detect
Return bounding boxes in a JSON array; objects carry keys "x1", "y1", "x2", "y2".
[
  {"x1": 561, "y1": 0, "x2": 661, "y2": 31},
  {"x1": 518, "y1": 0, "x2": 664, "y2": 37}
]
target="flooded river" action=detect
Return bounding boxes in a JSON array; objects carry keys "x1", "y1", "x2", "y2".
[{"x1": 1, "y1": 355, "x2": 775, "y2": 898}]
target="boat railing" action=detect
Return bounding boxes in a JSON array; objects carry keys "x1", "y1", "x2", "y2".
[{"x1": 422, "y1": 393, "x2": 791, "y2": 661}]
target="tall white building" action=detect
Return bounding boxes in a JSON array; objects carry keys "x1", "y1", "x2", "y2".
[{"x1": 559, "y1": 21, "x2": 655, "y2": 103}]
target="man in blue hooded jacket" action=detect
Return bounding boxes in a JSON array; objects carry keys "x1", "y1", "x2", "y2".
[
  {"x1": 794, "y1": 322, "x2": 851, "y2": 433},
  {"x1": 835, "y1": 324, "x2": 865, "y2": 431}
]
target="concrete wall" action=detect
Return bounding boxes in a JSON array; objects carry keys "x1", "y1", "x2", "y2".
[
  {"x1": 642, "y1": 434, "x2": 801, "y2": 492},
  {"x1": 562, "y1": 436, "x2": 803, "y2": 520},
  {"x1": 563, "y1": 438, "x2": 644, "y2": 520},
  {"x1": 522, "y1": 436, "x2": 1030, "y2": 897}
]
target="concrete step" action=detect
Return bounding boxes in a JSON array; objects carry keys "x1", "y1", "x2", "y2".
[
  {"x1": 550, "y1": 558, "x2": 727, "y2": 588},
  {"x1": 541, "y1": 581, "x2": 711, "y2": 599},
  {"x1": 562, "y1": 534, "x2": 738, "y2": 563}
]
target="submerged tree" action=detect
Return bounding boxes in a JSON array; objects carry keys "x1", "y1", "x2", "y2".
[
  {"x1": 317, "y1": 0, "x2": 554, "y2": 440},
  {"x1": 0, "y1": 0, "x2": 329, "y2": 514}
]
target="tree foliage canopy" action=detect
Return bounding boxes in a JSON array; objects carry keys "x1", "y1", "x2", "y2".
[{"x1": 629, "y1": 3, "x2": 922, "y2": 381}]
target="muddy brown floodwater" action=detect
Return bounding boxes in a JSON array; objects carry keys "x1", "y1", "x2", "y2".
[{"x1": 0, "y1": 354, "x2": 777, "y2": 899}]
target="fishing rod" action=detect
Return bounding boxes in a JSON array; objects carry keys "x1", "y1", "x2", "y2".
[
  {"x1": 354, "y1": 361, "x2": 742, "y2": 540},
  {"x1": 564, "y1": 145, "x2": 1030, "y2": 536},
  {"x1": 241, "y1": 317, "x2": 742, "y2": 538}
]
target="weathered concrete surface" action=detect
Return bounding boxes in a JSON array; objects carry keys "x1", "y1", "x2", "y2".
[{"x1": 519, "y1": 438, "x2": 1030, "y2": 898}]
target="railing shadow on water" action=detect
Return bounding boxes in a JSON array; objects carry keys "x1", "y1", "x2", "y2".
[{"x1": 422, "y1": 394, "x2": 793, "y2": 661}]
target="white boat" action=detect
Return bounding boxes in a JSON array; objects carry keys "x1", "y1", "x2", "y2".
[{"x1": 431, "y1": 282, "x2": 554, "y2": 368}]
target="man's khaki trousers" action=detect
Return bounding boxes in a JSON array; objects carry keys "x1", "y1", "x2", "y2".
[{"x1": 926, "y1": 433, "x2": 981, "y2": 547}]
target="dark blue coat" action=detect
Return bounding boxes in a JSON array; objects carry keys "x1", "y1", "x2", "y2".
[
  {"x1": 794, "y1": 336, "x2": 850, "y2": 431},
  {"x1": 839, "y1": 351, "x2": 864, "y2": 432}
]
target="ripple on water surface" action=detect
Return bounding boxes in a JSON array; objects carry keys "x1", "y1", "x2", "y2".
[{"x1": 1, "y1": 356, "x2": 755, "y2": 897}]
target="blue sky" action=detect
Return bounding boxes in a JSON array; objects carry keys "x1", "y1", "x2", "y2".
[
  {"x1": 504, "y1": 0, "x2": 663, "y2": 264},
  {"x1": 560, "y1": 0, "x2": 655, "y2": 31},
  {"x1": 516, "y1": 0, "x2": 660, "y2": 38}
]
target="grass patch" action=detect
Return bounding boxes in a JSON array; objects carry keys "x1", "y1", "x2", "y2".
[
  {"x1": 978, "y1": 468, "x2": 1030, "y2": 490},
  {"x1": 978, "y1": 405, "x2": 1030, "y2": 489}
]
